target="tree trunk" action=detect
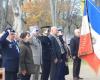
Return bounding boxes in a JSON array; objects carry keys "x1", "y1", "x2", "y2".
[
  {"x1": 12, "y1": 0, "x2": 24, "y2": 34},
  {"x1": 0, "y1": 0, "x2": 9, "y2": 32}
]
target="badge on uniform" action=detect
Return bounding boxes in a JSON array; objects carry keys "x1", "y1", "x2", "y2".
[{"x1": 9, "y1": 44, "x2": 12, "y2": 48}]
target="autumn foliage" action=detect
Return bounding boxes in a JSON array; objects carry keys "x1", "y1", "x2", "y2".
[{"x1": 21, "y1": 0, "x2": 51, "y2": 27}]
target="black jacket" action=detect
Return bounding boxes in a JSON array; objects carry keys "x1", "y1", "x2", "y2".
[
  {"x1": 38, "y1": 36, "x2": 52, "y2": 61},
  {"x1": 48, "y1": 34, "x2": 62, "y2": 61},
  {"x1": 70, "y1": 36, "x2": 80, "y2": 57}
]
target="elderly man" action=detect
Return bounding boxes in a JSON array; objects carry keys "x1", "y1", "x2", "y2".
[
  {"x1": 70, "y1": 28, "x2": 83, "y2": 80},
  {"x1": 30, "y1": 26, "x2": 42, "y2": 80},
  {"x1": 48, "y1": 26, "x2": 63, "y2": 80},
  {"x1": 0, "y1": 28, "x2": 19, "y2": 80}
]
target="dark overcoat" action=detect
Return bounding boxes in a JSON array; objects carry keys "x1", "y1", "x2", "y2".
[
  {"x1": 48, "y1": 34, "x2": 62, "y2": 80},
  {"x1": 70, "y1": 36, "x2": 81, "y2": 78},
  {"x1": 70, "y1": 36, "x2": 80, "y2": 57},
  {"x1": 19, "y1": 41, "x2": 35, "y2": 74}
]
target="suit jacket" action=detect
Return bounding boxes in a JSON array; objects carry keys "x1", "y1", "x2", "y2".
[
  {"x1": 38, "y1": 35, "x2": 52, "y2": 61},
  {"x1": 0, "y1": 31, "x2": 19, "y2": 72},
  {"x1": 48, "y1": 34, "x2": 62, "y2": 61},
  {"x1": 70, "y1": 36, "x2": 80, "y2": 57},
  {"x1": 19, "y1": 41, "x2": 35, "y2": 74}
]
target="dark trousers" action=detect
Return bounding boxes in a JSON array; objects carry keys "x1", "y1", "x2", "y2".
[
  {"x1": 20, "y1": 74, "x2": 31, "y2": 80},
  {"x1": 73, "y1": 58, "x2": 81, "y2": 78},
  {"x1": 58, "y1": 54, "x2": 69, "y2": 80},
  {"x1": 50, "y1": 60, "x2": 62, "y2": 80},
  {"x1": 5, "y1": 71, "x2": 17, "y2": 80},
  {"x1": 41, "y1": 60, "x2": 51, "y2": 80},
  {"x1": 57, "y1": 60, "x2": 65, "y2": 80}
]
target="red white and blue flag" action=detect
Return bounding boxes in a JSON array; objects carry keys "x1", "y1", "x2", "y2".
[{"x1": 79, "y1": 0, "x2": 100, "y2": 73}]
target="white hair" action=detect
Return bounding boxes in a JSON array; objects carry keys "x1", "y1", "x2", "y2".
[
  {"x1": 29, "y1": 26, "x2": 39, "y2": 34},
  {"x1": 74, "y1": 28, "x2": 80, "y2": 37},
  {"x1": 74, "y1": 29, "x2": 80, "y2": 34}
]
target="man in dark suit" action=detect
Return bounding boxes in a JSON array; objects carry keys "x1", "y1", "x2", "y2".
[
  {"x1": 70, "y1": 29, "x2": 83, "y2": 80},
  {"x1": 48, "y1": 26, "x2": 62, "y2": 80},
  {"x1": 38, "y1": 27, "x2": 52, "y2": 80},
  {"x1": 0, "y1": 29, "x2": 19, "y2": 80}
]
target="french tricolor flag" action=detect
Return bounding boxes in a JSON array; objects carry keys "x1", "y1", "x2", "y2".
[{"x1": 79, "y1": 0, "x2": 100, "y2": 73}]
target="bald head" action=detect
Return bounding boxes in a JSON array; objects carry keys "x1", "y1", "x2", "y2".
[
  {"x1": 74, "y1": 29, "x2": 80, "y2": 37},
  {"x1": 50, "y1": 26, "x2": 58, "y2": 35}
]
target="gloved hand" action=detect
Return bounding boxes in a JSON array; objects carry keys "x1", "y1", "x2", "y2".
[{"x1": 5, "y1": 28, "x2": 15, "y2": 33}]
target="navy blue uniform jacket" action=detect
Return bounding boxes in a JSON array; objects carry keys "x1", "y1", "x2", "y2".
[{"x1": 0, "y1": 31, "x2": 19, "y2": 72}]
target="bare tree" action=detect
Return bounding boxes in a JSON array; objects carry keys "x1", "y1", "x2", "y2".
[
  {"x1": 0, "y1": 0, "x2": 3, "y2": 32},
  {"x1": 11, "y1": 0, "x2": 24, "y2": 33},
  {"x1": 0, "y1": 0, "x2": 9, "y2": 32},
  {"x1": 56, "y1": 0, "x2": 81, "y2": 33}
]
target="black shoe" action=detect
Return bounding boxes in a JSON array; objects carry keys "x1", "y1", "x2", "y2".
[{"x1": 78, "y1": 77, "x2": 83, "y2": 80}]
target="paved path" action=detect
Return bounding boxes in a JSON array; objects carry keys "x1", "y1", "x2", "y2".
[
  {"x1": 65, "y1": 61, "x2": 100, "y2": 80},
  {"x1": 30, "y1": 60, "x2": 100, "y2": 80}
]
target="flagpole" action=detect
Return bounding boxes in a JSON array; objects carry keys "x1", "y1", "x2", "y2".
[{"x1": 81, "y1": 0, "x2": 85, "y2": 15}]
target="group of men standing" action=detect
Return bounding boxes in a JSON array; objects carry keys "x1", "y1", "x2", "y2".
[{"x1": 0, "y1": 26, "x2": 69, "y2": 80}]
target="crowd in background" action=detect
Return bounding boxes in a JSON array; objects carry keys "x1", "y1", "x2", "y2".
[{"x1": 0, "y1": 26, "x2": 82, "y2": 80}]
